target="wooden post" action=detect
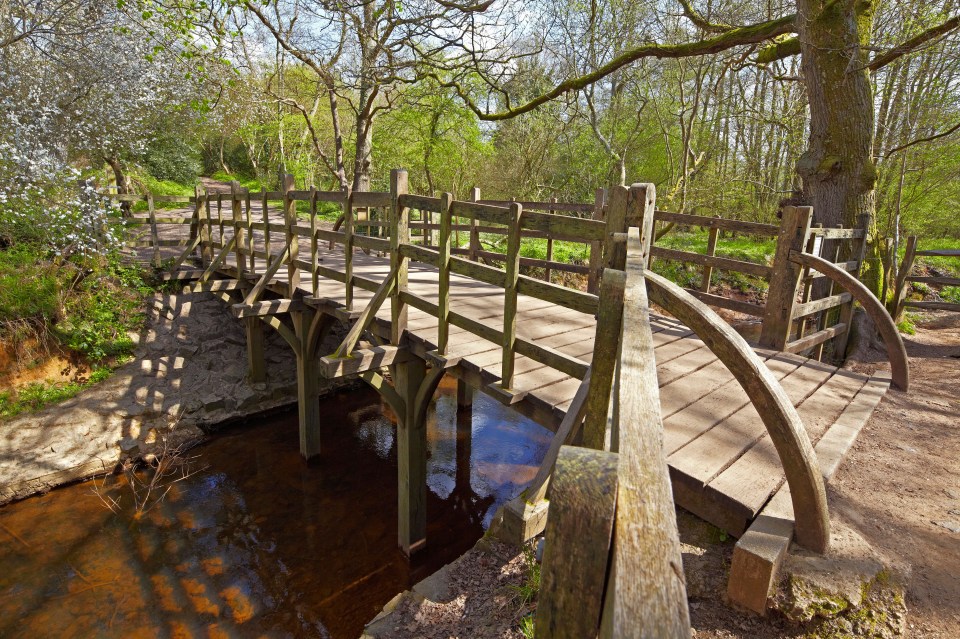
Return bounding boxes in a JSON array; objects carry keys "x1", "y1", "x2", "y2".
[
  {"x1": 245, "y1": 317, "x2": 266, "y2": 383},
  {"x1": 604, "y1": 186, "x2": 628, "y2": 270},
  {"x1": 390, "y1": 169, "x2": 409, "y2": 345},
  {"x1": 583, "y1": 269, "x2": 626, "y2": 450},
  {"x1": 216, "y1": 193, "x2": 224, "y2": 248},
  {"x1": 261, "y1": 187, "x2": 271, "y2": 266},
  {"x1": 245, "y1": 188, "x2": 255, "y2": 272},
  {"x1": 203, "y1": 187, "x2": 214, "y2": 263},
  {"x1": 796, "y1": 224, "x2": 821, "y2": 342},
  {"x1": 625, "y1": 183, "x2": 656, "y2": 263},
  {"x1": 296, "y1": 309, "x2": 321, "y2": 459},
  {"x1": 456, "y1": 377, "x2": 473, "y2": 409},
  {"x1": 192, "y1": 185, "x2": 206, "y2": 263},
  {"x1": 468, "y1": 187, "x2": 481, "y2": 261},
  {"x1": 891, "y1": 235, "x2": 918, "y2": 321},
  {"x1": 758, "y1": 206, "x2": 813, "y2": 350},
  {"x1": 832, "y1": 212, "x2": 872, "y2": 357},
  {"x1": 701, "y1": 223, "x2": 720, "y2": 293},
  {"x1": 545, "y1": 197, "x2": 556, "y2": 282},
  {"x1": 394, "y1": 356, "x2": 427, "y2": 554},
  {"x1": 147, "y1": 191, "x2": 161, "y2": 268},
  {"x1": 817, "y1": 227, "x2": 843, "y2": 360},
  {"x1": 345, "y1": 190, "x2": 355, "y2": 309},
  {"x1": 437, "y1": 192, "x2": 454, "y2": 354},
  {"x1": 310, "y1": 187, "x2": 319, "y2": 296},
  {"x1": 231, "y1": 181, "x2": 245, "y2": 279},
  {"x1": 500, "y1": 202, "x2": 522, "y2": 389},
  {"x1": 282, "y1": 174, "x2": 299, "y2": 297},
  {"x1": 587, "y1": 188, "x2": 606, "y2": 293}
]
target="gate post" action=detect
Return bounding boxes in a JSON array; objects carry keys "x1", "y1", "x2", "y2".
[{"x1": 759, "y1": 206, "x2": 813, "y2": 350}]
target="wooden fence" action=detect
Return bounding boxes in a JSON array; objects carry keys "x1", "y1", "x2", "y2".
[{"x1": 892, "y1": 236, "x2": 960, "y2": 318}]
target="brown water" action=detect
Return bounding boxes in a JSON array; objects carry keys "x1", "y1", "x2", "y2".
[{"x1": 0, "y1": 378, "x2": 552, "y2": 638}]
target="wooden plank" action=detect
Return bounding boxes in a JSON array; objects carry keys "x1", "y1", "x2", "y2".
[
  {"x1": 536, "y1": 446, "x2": 619, "y2": 639},
  {"x1": 320, "y1": 345, "x2": 414, "y2": 377},
  {"x1": 519, "y1": 210, "x2": 606, "y2": 242},
  {"x1": 399, "y1": 193, "x2": 443, "y2": 213},
  {"x1": 701, "y1": 226, "x2": 719, "y2": 292},
  {"x1": 707, "y1": 369, "x2": 868, "y2": 522},
  {"x1": 906, "y1": 276, "x2": 960, "y2": 286},
  {"x1": 449, "y1": 200, "x2": 511, "y2": 224},
  {"x1": 914, "y1": 249, "x2": 960, "y2": 257},
  {"x1": 603, "y1": 225, "x2": 690, "y2": 637},
  {"x1": 231, "y1": 298, "x2": 305, "y2": 318},
  {"x1": 904, "y1": 301, "x2": 960, "y2": 311},
  {"x1": 783, "y1": 323, "x2": 847, "y2": 354},
  {"x1": 668, "y1": 357, "x2": 832, "y2": 488},
  {"x1": 684, "y1": 289, "x2": 766, "y2": 316},
  {"x1": 184, "y1": 279, "x2": 248, "y2": 293},
  {"x1": 808, "y1": 227, "x2": 865, "y2": 240},
  {"x1": 791, "y1": 292, "x2": 852, "y2": 319},
  {"x1": 651, "y1": 246, "x2": 772, "y2": 279},
  {"x1": 653, "y1": 210, "x2": 778, "y2": 236}
]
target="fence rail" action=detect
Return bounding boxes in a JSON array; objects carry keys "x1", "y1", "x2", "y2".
[{"x1": 892, "y1": 237, "x2": 960, "y2": 317}]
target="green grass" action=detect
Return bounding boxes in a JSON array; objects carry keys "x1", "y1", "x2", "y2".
[
  {"x1": 654, "y1": 230, "x2": 773, "y2": 295},
  {"x1": 209, "y1": 171, "x2": 264, "y2": 192},
  {"x1": 508, "y1": 543, "x2": 541, "y2": 636},
  {"x1": 0, "y1": 367, "x2": 112, "y2": 419}
]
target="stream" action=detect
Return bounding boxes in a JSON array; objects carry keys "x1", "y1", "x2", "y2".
[{"x1": 0, "y1": 377, "x2": 552, "y2": 638}]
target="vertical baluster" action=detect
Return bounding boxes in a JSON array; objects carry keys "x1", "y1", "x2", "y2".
[
  {"x1": 545, "y1": 197, "x2": 556, "y2": 282},
  {"x1": 262, "y1": 187, "x2": 271, "y2": 271},
  {"x1": 701, "y1": 222, "x2": 720, "y2": 293},
  {"x1": 344, "y1": 191, "x2": 354, "y2": 309},
  {"x1": 147, "y1": 191, "x2": 160, "y2": 268},
  {"x1": 231, "y1": 181, "x2": 245, "y2": 279},
  {"x1": 469, "y1": 187, "x2": 481, "y2": 261},
  {"x1": 310, "y1": 186, "x2": 319, "y2": 296},
  {"x1": 501, "y1": 202, "x2": 522, "y2": 389},
  {"x1": 282, "y1": 174, "x2": 299, "y2": 297},
  {"x1": 437, "y1": 193, "x2": 454, "y2": 354},
  {"x1": 390, "y1": 170, "x2": 409, "y2": 345}
]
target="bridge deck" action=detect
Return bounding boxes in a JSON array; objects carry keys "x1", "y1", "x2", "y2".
[{"x1": 143, "y1": 211, "x2": 889, "y2": 539}]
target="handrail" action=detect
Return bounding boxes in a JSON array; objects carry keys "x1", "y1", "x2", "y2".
[
  {"x1": 789, "y1": 250, "x2": 909, "y2": 391},
  {"x1": 645, "y1": 266, "x2": 831, "y2": 552}
]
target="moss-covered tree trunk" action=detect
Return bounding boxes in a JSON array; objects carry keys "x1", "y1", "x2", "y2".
[{"x1": 795, "y1": 0, "x2": 882, "y2": 293}]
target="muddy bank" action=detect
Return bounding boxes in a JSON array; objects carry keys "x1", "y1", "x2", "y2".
[{"x1": 0, "y1": 291, "x2": 353, "y2": 505}]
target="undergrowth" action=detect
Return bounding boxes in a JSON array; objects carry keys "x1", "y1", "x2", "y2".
[
  {"x1": 509, "y1": 543, "x2": 541, "y2": 638},
  {"x1": 0, "y1": 240, "x2": 154, "y2": 418}
]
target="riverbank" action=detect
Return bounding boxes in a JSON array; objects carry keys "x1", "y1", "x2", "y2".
[{"x1": 0, "y1": 290, "x2": 352, "y2": 505}]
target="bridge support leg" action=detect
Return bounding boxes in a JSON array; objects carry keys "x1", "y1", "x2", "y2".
[
  {"x1": 245, "y1": 317, "x2": 266, "y2": 383},
  {"x1": 295, "y1": 310, "x2": 322, "y2": 459},
  {"x1": 456, "y1": 378, "x2": 472, "y2": 410},
  {"x1": 394, "y1": 357, "x2": 428, "y2": 555}
]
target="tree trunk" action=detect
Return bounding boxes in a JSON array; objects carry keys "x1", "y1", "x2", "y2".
[
  {"x1": 105, "y1": 155, "x2": 131, "y2": 217},
  {"x1": 796, "y1": 0, "x2": 879, "y2": 293}
]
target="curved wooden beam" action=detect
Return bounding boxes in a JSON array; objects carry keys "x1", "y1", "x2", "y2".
[
  {"x1": 305, "y1": 311, "x2": 336, "y2": 359},
  {"x1": 413, "y1": 366, "x2": 448, "y2": 429},
  {"x1": 790, "y1": 251, "x2": 909, "y2": 391},
  {"x1": 644, "y1": 270, "x2": 830, "y2": 553}
]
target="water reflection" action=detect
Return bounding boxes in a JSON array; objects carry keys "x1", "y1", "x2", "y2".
[{"x1": 0, "y1": 376, "x2": 552, "y2": 638}]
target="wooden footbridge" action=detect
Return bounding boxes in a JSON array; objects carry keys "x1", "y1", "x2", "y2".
[{"x1": 115, "y1": 172, "x2": 908, "y2": 633}]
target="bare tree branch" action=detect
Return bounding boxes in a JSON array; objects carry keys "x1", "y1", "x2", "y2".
[{"x1": 868, "y1": 15, "x2": 960, "y2": 71}]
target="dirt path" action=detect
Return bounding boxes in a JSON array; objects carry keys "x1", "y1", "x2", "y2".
[{"x1": 827, "y1": 311, "x2": 960, "y2": 637}]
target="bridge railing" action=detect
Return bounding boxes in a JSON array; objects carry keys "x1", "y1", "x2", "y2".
[
  {"x1": 891, "y1": 236, "x2": 960, "y2": 319},
  {"x1": 110, "y1": 174, "x2": 873, "y2": 369}
]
